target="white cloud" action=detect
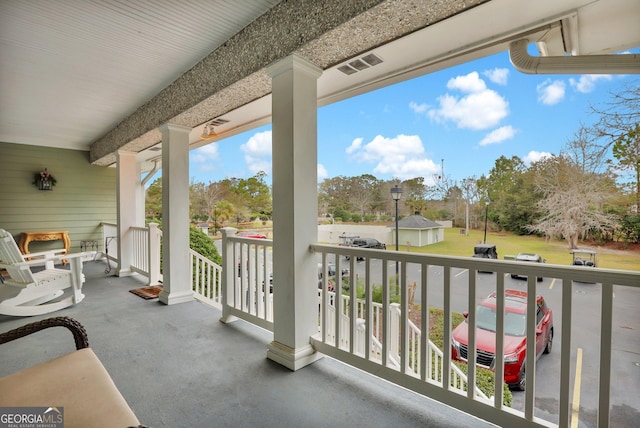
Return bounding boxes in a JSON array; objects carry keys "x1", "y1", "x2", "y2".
[
  {"x1": 346, "y1": 137, "x2": 363, "y2": 154},
  {"x1": 446, "y1": 71, "x2": 487, "y2": 93},
  {"x1": 483, "y1": 68, "x2": 509, "y2": 85},
  {"x1": 240, "y1": 130, "x2": 272, "y2": 174},
  {"x1": 428, "y1": 90, "x2": 509, "y2": 130},
  {"x1": 479, "y1": 126, "x2": 517, "y2": 146},
  {"x1": 427, "y1": 71, "x2": 509, "y2": 130},
  {"x1": 569, "y1": 74, "x2": 613, "y2": 93},
  {"x1": 523, "y1": 150, "x2": 552, "y2": 165},
  {"x1": 317, "y1": 164, "x2": 328, "y2": 181},
  {"x1": 346, "y1": 134, "x2": 439, "y2": 181},
  {"x1": 537, "y1": 79, "x2": 566, "y2": 105},
  {"x1": 409, "y1": 101, "x2": 428, "y2": 113},
  {"x1": 190, "y1": 144, "x2": 220, "y2": 172}
]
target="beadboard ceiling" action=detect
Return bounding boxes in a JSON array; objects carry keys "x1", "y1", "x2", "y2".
[{"x1": 0, "y1": 0, "x2": 638, "y2": 170}]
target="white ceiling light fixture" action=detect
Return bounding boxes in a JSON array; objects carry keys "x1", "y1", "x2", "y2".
[
  {"x1": 200, "y1": 123, "x2": 217, "y2": 139},
  {"x1": 200, "y1": 118, "x2": 229, "y2": 140}
]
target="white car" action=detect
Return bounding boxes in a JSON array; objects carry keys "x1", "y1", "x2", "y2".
[{"x1": 511, "y1": 253, "x2": 545, "y2": 282}]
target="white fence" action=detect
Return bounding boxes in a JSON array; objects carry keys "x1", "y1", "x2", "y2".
[
  {"x1": 101, "y1": 222, "x2": 162, "y2": 284},
  {"x1": 191, "y1": 249, "x2": 223, "y2": 309},
  {"x1": 220, "y1": 228, "x2": 274, "y2": 332},
  {"x1": 310, "y1": 243, "x2": 639, "y2": 428},
  {"x1": 321, "y1": 292, "x2": 489, "y2": 400}
]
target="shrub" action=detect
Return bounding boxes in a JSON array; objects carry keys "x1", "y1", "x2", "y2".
[{"x1": 189, "y1": 225, "x2": 221, "y2": 264}]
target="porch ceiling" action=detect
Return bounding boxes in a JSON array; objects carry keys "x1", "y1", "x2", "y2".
[{"x1": 1, "y1": 0, "x2": 638, "y2": 171}]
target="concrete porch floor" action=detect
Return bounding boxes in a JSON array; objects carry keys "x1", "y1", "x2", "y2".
[{"x1": 0, "y1": 261, "x2": 496, "y2": 428}]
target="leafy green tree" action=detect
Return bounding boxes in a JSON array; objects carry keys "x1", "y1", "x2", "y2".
[
  {"x1": 478, "y1": 156, "x2": 537, "y2": 234},
  {"x1": 319, "y1": 176, "x2": 353, "y2": 214},
  {"x1": 145, "y1": 178, "x2": 162, "y2": 220},
  {"x1": 350, "y1": 174, "x2": 380, "y2": 217},
  {"x1": 401, "y1": 177, "x2": 427, "y2": 216},
  {"x1": 612, "y1": 123, "x2": 640, "y2": 208},
  {"x1": 618, "y1": 214, "x2": 640, "y2": 244}
]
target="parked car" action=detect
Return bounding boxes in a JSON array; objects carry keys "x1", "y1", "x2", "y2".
[
  {"x1": 472, "y1": 244, "x2": 498, "y2": 273},
  {"x1": 317, "y1": 263, "x2": 349, "y2": 291},
  {"x1": 570, "y1": 249, "x2": 597, "y2": 267},
  {"x1": 345, "y1": 238, "x2": 386, "y2": 261},
  {"x1": 451, "y1": 289, "x2": 553, "y2": 391},
  {"x1": 351, "y1": 238, "x2": 386, "y2": 250},
  {"x1": 237, "y1": 231, "x2": 267, "y2": 239},
  {"x1": 511, "y1": 253, "x2": 545, "y2": 282}
]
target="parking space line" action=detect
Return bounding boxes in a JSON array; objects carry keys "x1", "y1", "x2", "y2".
[
  {"x1": 549, "y1": 278, "x2": 556, "y2": 290},
  {"x1": 455, "y1": 269, "x2": 467, "y2": 277},
  {"x1": 571, "y1": 347, "x2": 583, "y2": 428}
]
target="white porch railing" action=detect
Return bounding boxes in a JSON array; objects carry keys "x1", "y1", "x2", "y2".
[
  {"x1": 130, "y1": 223, "x2": 162, "y2": 285},
  {"x1": 220, "y1": 228, "x2": 274, "y2": 332},
  {"x1": 106, "y1": 223, "x2": 640, "y2": 428},
  {"x1": 101, "y1": 222, "x2": 162, "y2": 285},
  {"x1": 321, "y1": 292, "x2": 489, "y2": 400},
  {"x1": 191, "y1": 249, "x2": 223, "y2": 309},
  {"x1": 101, "y1": 222, "x2": 118, "y2": 264},
  {"x1": 309, "y1": 243, "x2": 640, "y2": 428}
]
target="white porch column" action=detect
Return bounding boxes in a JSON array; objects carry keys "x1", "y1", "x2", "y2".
[
  {"x1": 266, "y1": 54, "x2": 322, "y2": 371},
  {"x1": 158, "y1": 123, "x2": 194, "y2": 305},
  {"x1": 116, "y1": 150, "x2": 139, "y2": 277}
]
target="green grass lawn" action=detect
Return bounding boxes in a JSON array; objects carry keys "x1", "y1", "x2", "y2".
[{"x1": 400, "y1": 228, "x2": 640, "y2": 272}]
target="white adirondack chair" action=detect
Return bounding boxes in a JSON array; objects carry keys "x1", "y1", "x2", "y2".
[{"x1": 0, "y1": 229, "x2": 87, "y2": 316}]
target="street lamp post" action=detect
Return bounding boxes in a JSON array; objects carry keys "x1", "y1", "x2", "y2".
[
  {"x1": 391, "y1": 185, "x2": 402, "y2": 295},
  {"x1": 391, "y1": 185, "x2": 403, "y2": 252},
  {"x1": 213, "y1": 203, "x2": 217, "y2": 236},
  {"x1": 483, "y1": 199, "x2": 490, "y2": 244}
]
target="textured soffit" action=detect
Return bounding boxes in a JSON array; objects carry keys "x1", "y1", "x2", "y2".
[{"x1": 90, "y1": 0, "x2": 487, "y2": 166}]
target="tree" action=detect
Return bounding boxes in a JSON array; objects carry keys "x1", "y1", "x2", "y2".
[
  {"x1": 401, "y1": 177, "x2": 427, "y2": 216},
  {"x1": 319, "y1": 176, "x2": 353, "y2": 214},
  {"x1": 527, "y1": 155, "x2": 618, "y2": 249},
  {"x1": 478, "y1": 156, "x2": 537, "y2": 235},
  {"x1": 565, "y1": 124, "x2": 609, "y2": 174},
  {"x1": 145, "y1": 178, "x2": 162, "y2": 220},
  {"x1": 460, "y1": 177, "x2": 480, "y2": 232},
  {"x1": 350, "y1": 174, "x2": 380, "y2": 217},
  {"x1": 612, "y1": 122, "x2": 640, "y2": 209},
  {"x1": 591, "y1": 80, "x2": 640, "y2": 147}
]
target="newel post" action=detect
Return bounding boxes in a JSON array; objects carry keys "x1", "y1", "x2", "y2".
[{"x1": 220, "y1": 227, "x2": 239, "y2": 324}]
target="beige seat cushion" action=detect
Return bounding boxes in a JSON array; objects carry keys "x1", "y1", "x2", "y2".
[{"x1": 0, "y1": 348, "x2": 140, "y2": 428}]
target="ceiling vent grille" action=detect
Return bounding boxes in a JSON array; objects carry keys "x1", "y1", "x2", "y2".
[
  {"x1": 209, "y1": 118, "x2": 229, "y2": 126},
  {"x1": 338, "y1": 53, "x2": 383, "y2": 75}
]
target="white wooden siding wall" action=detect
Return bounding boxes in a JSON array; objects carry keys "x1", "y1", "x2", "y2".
[{"x1": 0, "y1": 142, "x2": 117, "y2": 253}]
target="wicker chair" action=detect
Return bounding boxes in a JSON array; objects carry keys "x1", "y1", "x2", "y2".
[{"x1": 0, "y1": 317, "x2": 148, "y2": 428}]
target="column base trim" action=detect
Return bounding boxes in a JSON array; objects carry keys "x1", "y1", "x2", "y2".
[
  {"x1": 159, "y1": 290, "x2": 194, "y2": 305},
  {"x1": 267, "y1": 341, "x2": 323, "y2": 371},
  {"x1": 116, "y1": 268, "x2": 134, "y2": 277}
]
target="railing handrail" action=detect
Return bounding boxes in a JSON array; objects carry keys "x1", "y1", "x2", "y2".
[
  {"x1": 191, "y1": 248, "x2": 222, "y2": 310},
  {"x1": 309, "y1": 242, "x2": 639, "y2": 428},
  {"x1": 324, "y1": 290, "x2": 489, "y2": 401},
  {"x1": 311, "y1": 243, "x2": 639, "y2": 286}
]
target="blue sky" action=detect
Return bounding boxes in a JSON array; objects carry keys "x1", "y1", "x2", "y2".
[{"x1": 188, "y1": 49, "x2": 638, "y2": 187}]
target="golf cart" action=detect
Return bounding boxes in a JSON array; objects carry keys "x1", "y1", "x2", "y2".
[
  {"x1": 473, "y1": 244, "x2": 498, "y2": 260},
  {"x1": 472, "y1": 244, "x2": 498, "y2": 273},
  {"x1": 570, "y1": 249, "x2": 597, "y2": 268}
]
